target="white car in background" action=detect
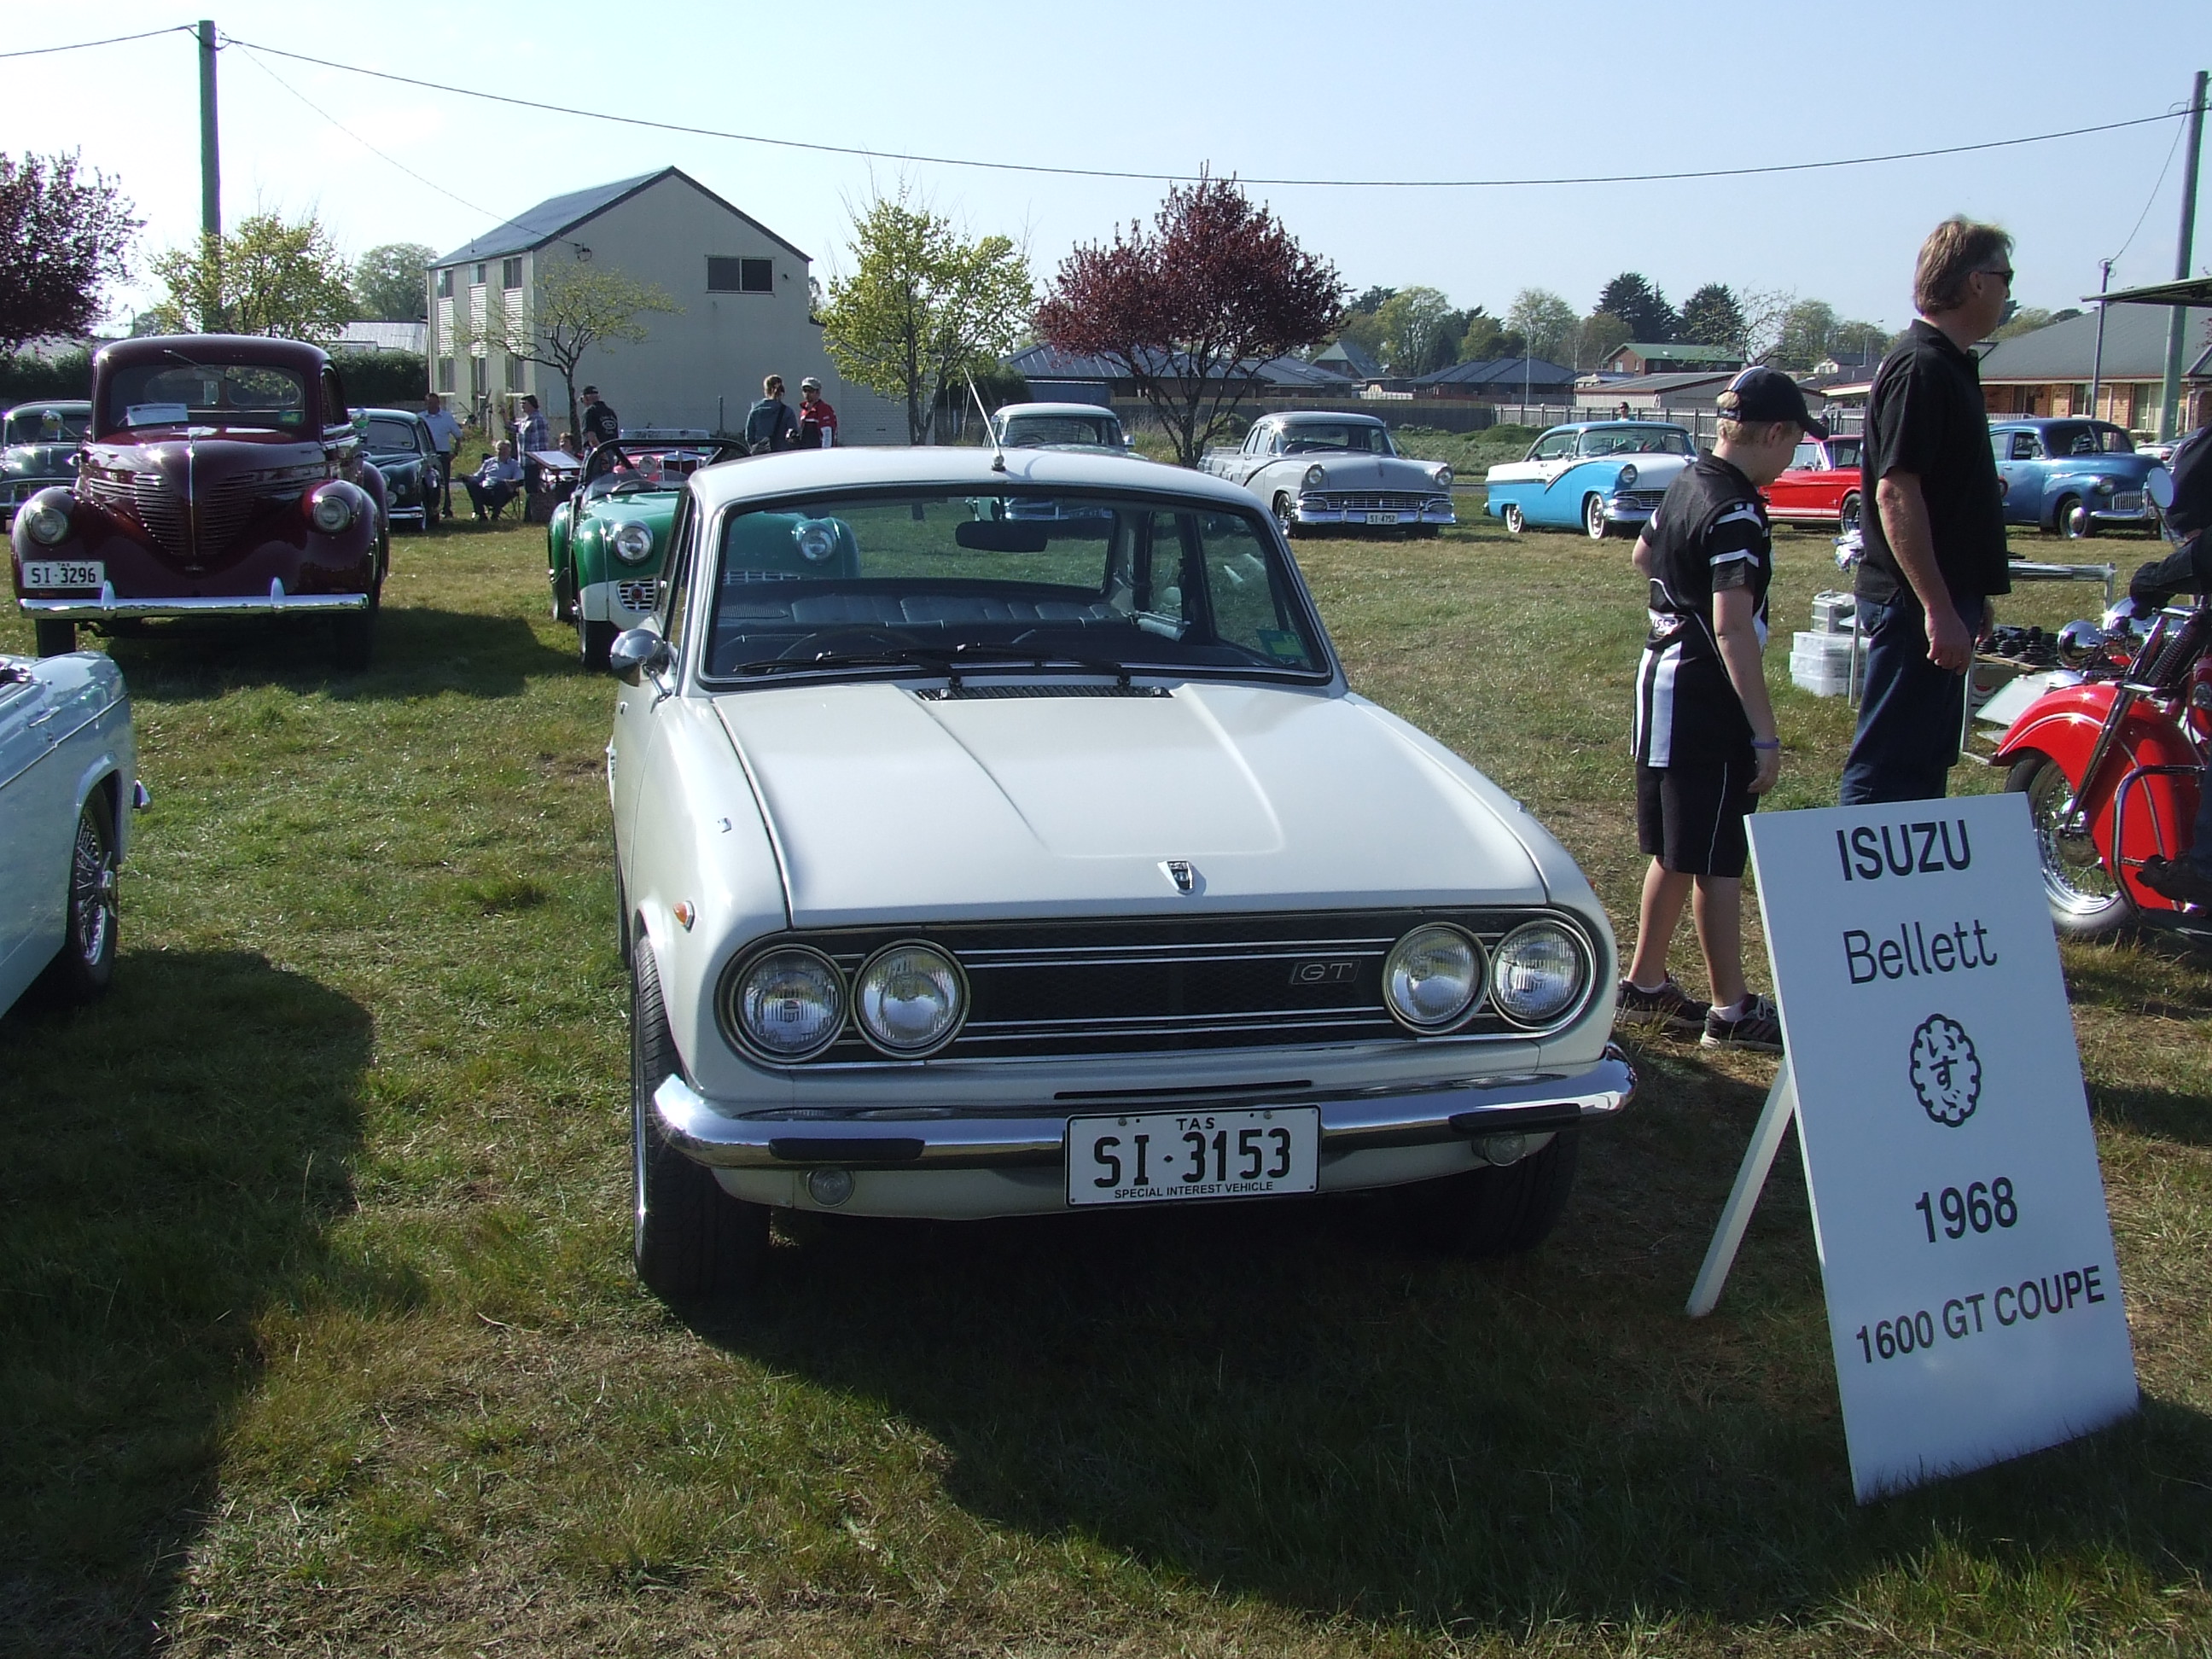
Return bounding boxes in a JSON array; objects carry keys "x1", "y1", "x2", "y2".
[
  {"x1": 1200, "y1": 411, "x2": 1456, "y2": 538},
  {"x1": 605, "y1": 445, "x2": 1633, "y2": 1298},
  {"x1": 0, "y1": 649, "x2": 144, "y2": 1016},
  {"x1": 989, "y1": 402, "x2": 1133, "y2": 452}
]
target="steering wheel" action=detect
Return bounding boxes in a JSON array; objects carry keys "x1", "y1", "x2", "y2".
[{"x1": 775, "y1": 625, "x2": 923, "y2": 661}]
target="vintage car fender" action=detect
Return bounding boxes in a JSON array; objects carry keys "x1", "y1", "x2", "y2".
[{"x1": 573, "y1": 498, "x2": 672, "y2": 626}]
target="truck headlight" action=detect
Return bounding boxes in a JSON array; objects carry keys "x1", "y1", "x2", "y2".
[
  {"x1": 1489, "y1": 921, "x2": 1590, "y2": 1027},
  {"x1": 20, "y1": 487, "x2": 74, "y2": 545},
  {"x1": 1382, "y1": 923, "x2": 1482, "y2": 1032},
  {"x1": 612, "y1": 521, "x2": 655, "y2": 563},
  {"x1": 728, "y1": 946, "x2": 845, "y2": 1062},
  {"x1": 853, "y1": 941, "x2": 967, "y2": 1057}
]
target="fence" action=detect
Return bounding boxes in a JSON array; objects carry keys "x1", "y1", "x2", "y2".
[{"x1": 1485, "y1": 403, "x2": 1866, "y2": 444}]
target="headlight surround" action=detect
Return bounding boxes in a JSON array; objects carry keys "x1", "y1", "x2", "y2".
[
  {"x1": 20, "y1": 487, "x2": 74, "y2": 545},
  {"x1": 611, "y1": 521, "x2": 655, "y2": 563},
  {"x1": 853, "y1": 940, "x2": 968, "y2": 1057},
  {"x1": 1382, "y1": 923, "x2": 1484, "y2": 1033},
  {"x1": 307, "y1": 484, "x2": 358, "y2": 534},
  {"x1": 726, "y1": 945, "x2": 846, "y2": 1062},
  {"x1": 1303, "y1": 464, "x2": 1326, "y2": 491},
  {"x1": 1489, "y1": 920, "x2": 1592, "y2": 1028},
  {"x1": 1435, "y1": 465, "x2": 1454, "y2": 489},
  {"x1": 1617, "y1": 463, "x2": 1638, "y2": 491}
]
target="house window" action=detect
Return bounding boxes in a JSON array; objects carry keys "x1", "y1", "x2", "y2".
[
  {"x1": 502, "y1": 257, "x2": 522, "y2": 290},
  {"x1": 474, "y1": 262, "x2": 486, "y2": 284},
  {"x1": 504, "y1": 355, "x2": 524, "y2": 393},
  {"x1": 707, "y1": 256, "x2": 775, "y2": 294},
  {"x1": 436, "y1": 268, "x2": 453, "y2": 299},
  {"x1": 437, "y1": 356, "x2": 456, "y2": 393},
  {"x1": 469, "y1": 357, "x2": 488, "y2": 399}
]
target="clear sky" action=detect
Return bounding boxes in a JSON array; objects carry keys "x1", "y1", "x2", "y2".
[{"x1": 5, "y1": 1, "x2": 2208, "y2": 335}]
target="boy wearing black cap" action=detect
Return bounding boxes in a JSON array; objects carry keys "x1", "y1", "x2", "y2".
[{"x1": 1617, "y1": 367, "x2": 1823, "y2": 1050}]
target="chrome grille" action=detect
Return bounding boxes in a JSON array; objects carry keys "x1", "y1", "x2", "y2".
[
  {"x1": 130, "y1": 475, "x2": 189, "y2": 557},
  {"x1": 1315, "y1": 491, "x2": 1429, "y2": 511},
  {"x1": 100, "y1": 471, "x2": 276, "y2": 562},
  {"x1": 614, "y1": 579, "x2": 661, "y2": 613},
  {"x1": 1615, "y1": 491, "x2": 1664, "y2": 512}
]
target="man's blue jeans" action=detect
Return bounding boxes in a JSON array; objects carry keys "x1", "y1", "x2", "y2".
[{"x1": 1840, "y1": 596, "x2": 1979, "y2": 806}]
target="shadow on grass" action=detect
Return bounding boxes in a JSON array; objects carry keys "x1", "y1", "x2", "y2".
[
  {"x1": 2091, "y1": 1081, "x2": 2212, "y2": 1149},
  {"x1": 0, "y1": 951, "x2": 374, "y2": 1657},
  {"x1": 93, "y1": 606, "x2": 569, "y2": 702},
  {"x1": 690, "y1": 1057, "x2": 2212, "y2": 1638}
]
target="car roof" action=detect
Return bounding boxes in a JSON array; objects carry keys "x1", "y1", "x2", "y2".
[
  {"x1": 4, "y1": 400, "x2": 90, "y2": 417},
  {"x1": 994, "y1": 403, "x2": 1123, "y2": 421},
  {"x1": 358, "y1": 407, "x2": 425, "y2": 422},
  {"x1": 95, "y1": 334, "x2": 333, "y2": 372},
  {"x1": 1266, "y1": 410, "x2": 1388, "y2": 427},
  {"x1": 688, "y1": 445, "x2": 1244, "y2": 514},
  {"x1": 1543, "y1": 420, "x2": 1692, "y2": 434}
]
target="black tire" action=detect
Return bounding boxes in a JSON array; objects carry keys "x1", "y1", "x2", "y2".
[
  {"x1": 579, "y1": 617, "x2": 616, "y2": 672},
  {"x1": 2005, "y1": 751, "x2": 2136, "y2": 936},
  {"x1": 1272, "y1": 492, "x2": 1303, "y2": 540},
  {"x1": 332, "y1": 585, "x2": 379, "y2": 672},
  {"x1": 551, "y1": 564, "x2": 578, "y2": 624},
  {"x1": 1400, "y1": 1128, "x2": 1580, "y2": 1258},
  {"x1": 33, "y1": 619, "x2": 77, "y2": 656},
  {"x1": 2052, "y1": 495, "x2": 2087, "y2": 539},
  {"x1": 45, "y1": 794, "x2": 118, "y2": 1002},
  {"x1": 1501, "y1": 502, "x2": 1527, "y2": 535},
  {"x1": 1839, "y1": 492, "x2": 1862, "y2": 537},
  {"x1": 1583, "y1": 494, "x2": 1609, "y2": 541},
  {"x1": 614, "y1": 863, "x2": 632, "y2": 967},
  {"x1": 632, "y1": 946, "x2": 769, "y2": 1298}
]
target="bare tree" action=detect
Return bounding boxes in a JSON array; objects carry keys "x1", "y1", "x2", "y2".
[{"x1": 470, "y1": 259, "x2": 679, "y2": 445}]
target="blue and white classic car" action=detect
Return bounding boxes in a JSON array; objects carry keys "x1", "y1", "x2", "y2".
[
  {"x1": 1988, "y1": 418, "x2": 2169, "y2": 538},
  {"x1": 1484, "y1": 421, "x2": 1698, "y2": 540},
  {"x1": 1, "y1": 648, "x2": 143, "y2": 1016}
]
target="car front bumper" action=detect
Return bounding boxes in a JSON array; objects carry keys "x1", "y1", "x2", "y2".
[
  {"x1": 1295, "y1": 495, "x2": 1455, "y2": 528},
  {"x1": 17, "y1": 578, "x2": 372, "y2": 620},
  {"x1": 656, "y1": 1045, "x2": 1633, "y2": 1179},
  {"x1": 1600, "y1": 492, "x2": 1665, "y2": 528}
]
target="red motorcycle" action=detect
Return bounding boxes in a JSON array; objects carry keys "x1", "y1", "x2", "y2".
[{"x1": 1994, "y1": 599, "x2": 2210, "y2": 935}]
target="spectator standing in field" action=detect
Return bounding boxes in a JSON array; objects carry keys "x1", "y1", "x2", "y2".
[
  {"x1": 1839, "y1": 218, "x2": 2014, "y2": 805},
  {"x1": 580, "y1": 385, "x2": 620, "y2": 449},
  {"x1": 797, "y1": 375, "x2": 838, "y2": 448},
  {"x1": 745, "y1": 375, "x2": 799, "y2": 453},
  {"x1": 463, "y1": 440, "x2": 524, "y2": 521},
  {"x1": 1616, "y1": 368, "x2": 1823, "y2": 1052},
  {"x1": 421, "y1": 391, "x2": 463, "y2": 515},
  {"x1": 514, "y1": 394, "x2": 549, "y2": 493}
]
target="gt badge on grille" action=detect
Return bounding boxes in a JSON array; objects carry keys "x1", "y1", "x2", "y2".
[{"x1": 1289, "y1": 959, "x2": 1359, "y2": 985}]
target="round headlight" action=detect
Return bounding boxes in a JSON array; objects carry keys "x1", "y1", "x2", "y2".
[
  {"x1": 730, "y1": 946, "x2": 845, "y2": 1062},
  {"x1": 611, "y1": 521, "x2": 655, "y2": 564},
  {"x1": 309, "y1": 487, "x2": 356, "y2": 534},
  {"x1": 1617, "y1": 463, "x2": 1638, "y2": 491},
  {"x1": 1382, "y1": 924, "x2": 1482, "y2": 1032},
  {"x1": 1435, "y1": 465, "x2": 1453, "y2": 489},
  {"x1": 20, "y1": 488, "x2": 74, "y2": 545},
  {"x1": 1303, "y1": 464, "x2": 1326, "y2": 491},
  {"x1": 853, "y1": 941, "x2": 967, "y2": 1057},
  {"x1": 794, "y1": 519, "x2": 840, "y2": 563},
  {"x1": 1489, "y1": 922, "x2": 1589, "y2": 1027},
  {"x1": 2056, "y1": 619, "x2": 2108, "y2": 668}
]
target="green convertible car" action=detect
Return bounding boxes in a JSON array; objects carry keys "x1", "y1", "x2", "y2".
[{"x1": 549, "y1": 434, "x2": 748, "y2": 667}]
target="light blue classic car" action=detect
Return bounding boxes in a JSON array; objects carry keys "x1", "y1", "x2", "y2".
[
  {"x1": 1988, "y1": 419, "x2": 2170, "y2": 538},
  {"x1": 1484, "y1": 421, "x2": 1698, "y2": 539}
]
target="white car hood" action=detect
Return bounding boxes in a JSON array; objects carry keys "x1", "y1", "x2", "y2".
[
  {"x1": 1306, "y1": 454, "x2": 1439, "y2": 489},
  {"x1": 713, "y1": 682, "x2": 1547, "y2": 926}
]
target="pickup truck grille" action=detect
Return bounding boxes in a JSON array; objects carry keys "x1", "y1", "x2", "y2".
[
  {"x1": 80, "y1": 471, "x2": 277, "y2": 562},
  {"x1": 748, "y1": 908, "x2": 1592, "y2": 1065}
]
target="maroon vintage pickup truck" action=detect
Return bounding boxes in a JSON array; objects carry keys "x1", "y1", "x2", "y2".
[{"x1": 9, "y1": 335, "x2": 389, "y2": 667}]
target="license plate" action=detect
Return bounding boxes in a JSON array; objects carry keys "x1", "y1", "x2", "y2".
[
  {"x1": 21, "y1": 560, "x2": 102, "y2": 591},
  {"x1": 1363, "y1": 511, "x2": 1399, "y2": 525},
  {"x1": 1066, "y1": 1105, "x2": 1319, "y2": 1207}
]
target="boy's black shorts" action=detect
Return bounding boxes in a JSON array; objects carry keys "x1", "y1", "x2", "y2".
[{"x1": 1637, "y1": 760, "x2": 1757, "y2": 877}]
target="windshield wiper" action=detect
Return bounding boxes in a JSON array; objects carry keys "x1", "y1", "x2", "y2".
[{"x1": 731, "y1": 641, "x2": 1134, "y2": 684}]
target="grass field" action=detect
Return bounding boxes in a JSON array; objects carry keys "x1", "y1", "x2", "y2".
[{"x1": 2, "y1": 504, "x2": 2208, "y2": 1657}]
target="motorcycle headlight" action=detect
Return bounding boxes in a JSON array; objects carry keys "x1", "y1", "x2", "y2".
[
  {"x1": 727, "y1": 946, "x2": 845, "y2": 1062},
  {"x1": 611, "y1": 521, "x2": 655, "y2": 563},
  {"x1": 1617, "y1": 463, "x2": 1639, "y2": 491},
  {"x1": 1303, "y1": 464, "x2": 1326, "y2": 492},
  {"x1": 853, "y1": 941, "x2": 967, "y2": 1057},
  {"x1": 1382, "y1": 923, "x2": 1482, "y2": 1032},
  {"x1": 308, "y1": 486, "x2": 357, "y2": 534},
  {"x1": 1435, "y1": 465, "x2": 1453, "y2": 489},
  {"x1": 2057, "y1": 620, "x2": 2108, "y2": 668},
  {"x1": 1489, "y1": 921, "x2": 1591, "y2": 1028},
  {"x1": 20, "y1": 487, "x2": 74, "y2": 545}
]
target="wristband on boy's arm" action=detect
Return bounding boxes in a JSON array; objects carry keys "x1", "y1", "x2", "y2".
[{"x1": 1751, "y1": 738, "x2": 1781, "y2": 750}]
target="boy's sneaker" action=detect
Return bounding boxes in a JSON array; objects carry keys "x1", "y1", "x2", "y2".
[
  {"x1": 1615, "y1": 975, "x2": 1710, "y2": 1038},
  {"x1": 1703, "y1": 993, "x2": 1784, "y2": 1052}
]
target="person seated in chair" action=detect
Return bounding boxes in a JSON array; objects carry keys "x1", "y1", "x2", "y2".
[{"x1": 463, "y1": 440, "x2": 525, "y2": 521}]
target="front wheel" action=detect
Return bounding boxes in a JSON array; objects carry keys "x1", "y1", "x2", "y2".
[
  {"x1": 2052, "y1": 495, "x2": 2088, "y2": 539},
  {"x1": 44, "y1": 795, "x2": 118, "y2": 1002},
  {"x1": 579, "y1": 617, "x2": 616, "y2": 672},
  {"x1": 2006, "y1": 751, "x2": 2136, "y2": 936},
  {"x1": 632, "y1": 946, "x2": 770, "y2": 1299},
  {"x1": 33, "y1": 620, "x2": 77, "y2": 656},
  {"x1": 1583, "y1": 494, "x2": 1609, "y2": 541},
  {"x1": 1400, "y1": 1128, "x2": 1580, "y2": 1257},
  {"x1": 1271, "y1": 492, "x2": 1304, "y2": 539},
  {"x1": 1838, "y1": 492, "x2": 1862, "y2": 537},
  {"x1": 1501, "y1": 501, "x2": 1527, "y2": 535}
]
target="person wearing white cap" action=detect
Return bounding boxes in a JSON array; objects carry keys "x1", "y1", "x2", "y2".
[{"x1": 797, "y1": 376, "x2": 837, "y2": 449}]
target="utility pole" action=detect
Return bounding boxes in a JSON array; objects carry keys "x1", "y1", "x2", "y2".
[
  {"x1": 2157, "y1": 69, "x2": 2206, "y2": 441},
  {"x1": 2088, "y1": 259, "x2": 2113, "y2": 419},
  {"x1": 198, "y1": 20, "x2": 221, "y2": 330}
]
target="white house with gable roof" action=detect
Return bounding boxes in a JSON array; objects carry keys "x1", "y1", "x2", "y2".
[{"x1": 425, "y1": 167, "x2": 899, "y2": 443}]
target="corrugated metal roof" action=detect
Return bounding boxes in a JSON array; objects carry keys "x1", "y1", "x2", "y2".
[
  {"x1": 434, "y1": 167, "x2": 810, "y2": 266},
  {"x1": 332, "y1": 321, "x2": 428, "y2": 353},
  {"x1": 1588, "y1": 370, "x2": 1738, "y2": 393},
  {"x1": 1312, "y1": 338, "x2": 1381, "y2": 376},
  {"x1": 1977, "y1": 306, "x2": 2212, "y2": 383},
  {"x1": 1614, "y1": 341, "x2": 1742, "y2": 363},
  {"x1": 1409, "y1": 356, "x2": 1575, "y2": 387}
]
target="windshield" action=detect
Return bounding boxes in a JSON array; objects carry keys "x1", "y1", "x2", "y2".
[
  {"x1": 5, "y1": 406, "x2": 90, "y2": 445},
  {"x1": 102, "y1": 362, "x2": 310, "y2": 434},
  {"x1": 1279, "y1": 423, "x2": 1393, "y2": 455},
  {"x1": 364, "y1": 416, "x2": 420, "y2": 455},
  {"x1": 701, "y1": 492, "x2": 1328, "y2": 682},
  {"x1": 1000, "y1": 413, "x2": 1124, "y2": 447},
  {"x1": 1578, "y1": 426, "x2": 1691, "y2": 457},
  {"x1": 582, "y1": 444, "x2": 723, "y2": 500}
]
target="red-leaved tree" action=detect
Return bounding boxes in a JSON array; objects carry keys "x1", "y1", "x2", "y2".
[
  {"x1": 1033, "y1": 173, "x2": 1342, "y2": 465},
  {"x1": 0, "y1": 152, "x2": 139, "y2": 356}
]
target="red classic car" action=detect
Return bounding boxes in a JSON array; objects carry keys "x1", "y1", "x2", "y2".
[
  {"x1": 10, "y1": 335, "x2": 389, "y2": 667},
  {"x1": 1761, "y1": 434, "x2": 1864, "y2": 533}
]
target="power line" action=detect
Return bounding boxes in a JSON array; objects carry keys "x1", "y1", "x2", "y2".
[
  {"x1": 2108, "y1": 101, "x2": 2192, "y2": 267},
  {"x1": 0, "y1": 25, "x2": 195, "y2": 61},
  {"x1": 219, "y1": 32, "x2": 2184, "y2": 191}
]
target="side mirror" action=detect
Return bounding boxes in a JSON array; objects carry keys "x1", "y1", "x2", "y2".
[
  {"x1": 2146, "y1": 465, "x2": 2174, "y2": 511},
  {"x1": 608, "y1": 626, "x2": 673, "y2": 685}
]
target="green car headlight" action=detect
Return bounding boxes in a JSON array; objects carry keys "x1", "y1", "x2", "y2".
[{"x1": 611, "y1": 521, "x2": 655, "y2": 563}]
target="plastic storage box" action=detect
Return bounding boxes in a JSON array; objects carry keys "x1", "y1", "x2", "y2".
[
  {"x1": 1790, "y1": 630, "x2": 1864, "y2": 698},
  {"x1": 1809, "y1": 590, "x2": 1857, "y2": 633}
]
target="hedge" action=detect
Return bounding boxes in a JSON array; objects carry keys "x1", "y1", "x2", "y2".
[{"x1": 0, "y1": 350, "x2": 428, "y2": 411}]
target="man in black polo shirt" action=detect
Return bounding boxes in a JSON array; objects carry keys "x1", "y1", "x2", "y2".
[
  {"x1": 1840, "y1": 218, "x2": 2015, "y2": 804},
  {"x1": 1618, "y1": 368, "x2": 1819, "y2": 1051}
]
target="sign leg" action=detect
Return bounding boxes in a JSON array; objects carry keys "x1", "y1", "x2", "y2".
[{"x1": 1686, "y1": 1064, "x2": 1798, "y2": 1318}]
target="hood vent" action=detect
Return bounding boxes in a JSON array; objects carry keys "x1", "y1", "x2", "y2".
[{"x1": 916, "y1": 682, "x2": 1170, "y2": 701}]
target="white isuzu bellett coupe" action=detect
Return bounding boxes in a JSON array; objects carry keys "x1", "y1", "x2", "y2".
[{"x1": 606, "y1": 445, "x2": 1632, "y2": 1297}]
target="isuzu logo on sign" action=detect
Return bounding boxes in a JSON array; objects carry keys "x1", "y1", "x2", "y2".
[{"x1": 1745, "y1": 792, "x2": 2137, "y2": 1502}]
